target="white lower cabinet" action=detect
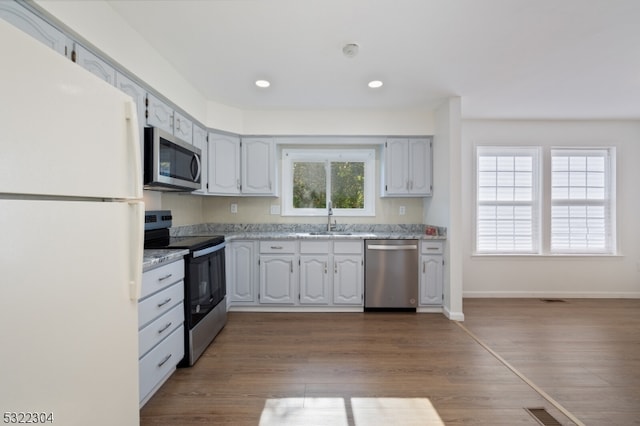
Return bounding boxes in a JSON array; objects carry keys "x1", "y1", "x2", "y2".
[
  {"x1": 299, "y1": 240, "x2": 331, "y2": 305},
  {"x1": 139, "y1": 259, "x2": 185, "y2": 407},
  {"x1": 333, "y1": 241, "x2": 363, "y2": 305},
  {"x1": 227, "y1": 241, "x2": 257, "y2": 304},
  {"x1": 259, "y1": 255, "x2": 297, "y2": 304},
  {"x1": 419, "y1": 241, "x2": 444, "y2": 306},
  {"x1": 259, "y1": 240, "x2": 298, "y2": 304},
  {"x1": 333, "y1": 255, "x2": 363, "y2": 304},
  {"x1": 300, "y1": 255, "x2": 330, "y2": 304},
  {"x1": 229, "y1": 239, "x2": 364, "y2": 309}
]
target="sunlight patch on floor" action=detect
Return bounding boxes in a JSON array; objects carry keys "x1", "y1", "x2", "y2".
[{"x1": 259, "y1": 397, "x2": 445, "y2": 426}]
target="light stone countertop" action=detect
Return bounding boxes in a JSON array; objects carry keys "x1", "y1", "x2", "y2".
[
  {"x1": 171, "y1": 223, "x2": 446, "y2": 241},
  {"x1": 143, "y1": 223, "x2": 446, "y2": 271},
  {"x1": 143, "y1": 249, "x2": 189, "y2": 272},
  {"x1": 221, "y1": 231, "x2": 445, "y2": 241}
]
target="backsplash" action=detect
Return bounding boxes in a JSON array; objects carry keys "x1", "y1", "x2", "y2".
[{"x1": 171, "y1": 223, "x2": 446, "y2": 237}]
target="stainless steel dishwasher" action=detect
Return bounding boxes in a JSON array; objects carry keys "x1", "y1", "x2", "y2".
[{"x1": 365, "y1": 239, "x2": 419, "y2": 309}]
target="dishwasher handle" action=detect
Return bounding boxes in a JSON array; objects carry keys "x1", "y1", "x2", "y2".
[{"x1": 367, "y1": 244, "x2": 418, "y2": 251}]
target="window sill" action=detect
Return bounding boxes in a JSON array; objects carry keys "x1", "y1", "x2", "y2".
[{"x1": 472, "y1": 253, "x2": 623, "y2": 259}]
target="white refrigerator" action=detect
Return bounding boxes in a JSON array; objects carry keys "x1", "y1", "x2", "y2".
[{"x1": 0, "y1": 20, "x2": 143, "y2": 425}]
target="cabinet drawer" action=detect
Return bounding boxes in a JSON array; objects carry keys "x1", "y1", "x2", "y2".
[
  {"x1": 138, "y1": 303, "x2": 184, "y2": 358},
  {"x1": 139, "y1": 326, "x2": 184, "y2": 403},
  {"x1": 300, "y1": 241, "x2": 330, "y2": 254},
  {"x1": 139, "y1": 282, "x2": 184, "y2": 329},
  {"x1": 141, "y1": 259, "x2": 184, "y2": 299},
  {"x1": 333, "y1": 241, "x2": 363, "y2": 254},
  {"x1": 421, "y1": 241, "x2": 443, "y2": 254},
  {"x1": 260, "y1": 240, "x2": 296, "y2": 254}
]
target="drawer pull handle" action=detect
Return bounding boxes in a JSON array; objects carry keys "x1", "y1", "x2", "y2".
[
  {"x1": 270, "y1": 246, "x2": 283, "y2": 250},
  {"x1": 423, "y1": 261, "x2": 426, "y2": 273},
  {"x1": 158, "y1": 322, "x2": 173, "y2": 334},
  {"x1": 157, "y1": 298, "x2": 172, "y2": 308},
  {"x1": 157, "y1": 353, "x2": 172, "y2": 368},
  {"x1": 158, "y1": 273, "x2": 173, "y2": 281},
  {"x1": 426, "y1": 247, "x2": 439, "y2": 251}
]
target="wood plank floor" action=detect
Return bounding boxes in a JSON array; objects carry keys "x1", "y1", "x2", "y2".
[{"x1": 140, "y1": 299, "x2": 640, "y2": 425}]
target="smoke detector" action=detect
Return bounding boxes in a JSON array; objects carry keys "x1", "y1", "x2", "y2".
[{"x1": 342, "y1": 43, "x2": 359, "y2": 58}]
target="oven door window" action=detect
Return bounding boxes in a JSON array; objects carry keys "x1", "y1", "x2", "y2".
[{"x1": 186, "y1": 249, "x2": 225, "y2": 328}]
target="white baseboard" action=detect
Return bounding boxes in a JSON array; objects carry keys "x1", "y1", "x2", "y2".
[
  {"x1": 443, "y1": 306, "x2": 465, "y2": 321},
  {"x1": 463, "y1": 291, "x2": 640, "y2": 299}
]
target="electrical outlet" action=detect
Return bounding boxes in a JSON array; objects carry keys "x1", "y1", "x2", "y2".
[
  {"x1": 230, "y1": 203, "x2": 238, "y2": 214},
  {"x1": 399, "y1": 206, "x2": 406, "y2": 216},
  {"x1": 270, "y1": 204, "x2": 281, "y2": 215}
]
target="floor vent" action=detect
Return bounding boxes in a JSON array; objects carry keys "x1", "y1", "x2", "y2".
[
  {"x1": 540, "y1": 298, "x2": 567, "y2": 303},
  {"x1": 525, "y1": 408, "x2": 563, "y2": 425}
]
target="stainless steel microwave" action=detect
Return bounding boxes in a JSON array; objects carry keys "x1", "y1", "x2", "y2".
[{"x1": 144, "y1": 127, "x2": 202, "y2": 192}]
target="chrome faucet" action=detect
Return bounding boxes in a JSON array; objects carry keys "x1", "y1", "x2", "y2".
[{"x1": 327, "y1": 201, "x2": 335, "y2": 232}]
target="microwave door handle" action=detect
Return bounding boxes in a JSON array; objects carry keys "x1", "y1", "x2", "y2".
[{"x1": 191, "y1": 153, "x2": 202, "y2": 182}]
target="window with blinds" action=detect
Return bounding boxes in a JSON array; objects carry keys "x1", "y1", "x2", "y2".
[
  {"x1": 551, "y1": 149, "x2": 614, "y2": 254},
  {"x1": 476, "y1": 147, "x2": 540, "y2": 254}
]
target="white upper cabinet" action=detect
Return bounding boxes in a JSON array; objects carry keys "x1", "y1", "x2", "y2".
[
  {"x1": 208, "y1": 132, "x2": 241, "y2": 195},
  {"x1": 146, "y1": 93, "x2": 174, "y2": 135},
  {"x1": 382, "y1": 137, "x2": 433, "y2": 197},
  {"x1": 73, "y1": 44, "x2": 116, "y2": 85},
  {"x1": 146, "y1": 94, "x2": 194, "y2": 145},
  {"x1": 173, "y1": 111, "x2": 193, "y2": 144},
  {"x1": 206, "y1": 133, "x2": 276, "y2": 196},
  {"x1": 241, "y1": 137, "x2": 276, "y2": 195},
  {"x1": 0, "y1": 1, "x2": 69, "y2": 57}
]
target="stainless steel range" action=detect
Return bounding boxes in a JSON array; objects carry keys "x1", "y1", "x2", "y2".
[{"x1": 144, "y1": 210, "x2": 227, "y2": 366}]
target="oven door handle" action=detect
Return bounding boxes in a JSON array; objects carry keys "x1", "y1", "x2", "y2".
[{"x1": 192, "y1": 241, "x2": 226, "y2": 258}]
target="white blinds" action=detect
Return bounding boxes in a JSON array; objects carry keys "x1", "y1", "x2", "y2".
[
  {"x1": 551, "y1": 149, "x2": 613, "y2": 253},
  {"x1": 476, "y1": 147, "x2": 539, "y2": 253}
]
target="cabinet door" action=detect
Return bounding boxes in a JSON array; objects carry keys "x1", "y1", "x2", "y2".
[
  {"x1": 420, "y1": 255, "x2": 443, "y2": 305},
  {"x1": 74, "y1": 44, "x2": 116, "y2": 85},
  {"x1": 408, "y1": 138, "x2": 432, "y2": 195},
  {"x1": 333, "y1": 255, "x2": 363, "y2": 305},
  {"x1": 146, "y1": 93, "x2": 174, "y2": 134},
  {"x1": 300, "y1": 255, "x2": 330, "y2": 304},
  {"x1": 115, "y1": 72, "x2": 146, "y2": 168},
  {"x1": 173, "y1": 111, "x2": 193, "y2": 144},
  {"x1": 0, "y1": 1, "x2": 69, "y2": 56},
  {"x1": 208, "y1": 132, "x2": 241, "y2": 194},
  {"x1": 259, "y1": 255, "x2": 296, "y2": 304},
  {"x1": 228, "y1": 241, "x2": 257, "y2": 303},
  {"x1": 191, "y1": 125, "x2": 208, "y2": 194},
  {"x1": 384, "y1": 138, "x2": 409, "y2": 195},
  {"x1": 241, "y1": 137, "x2": 275, "y2": 195}
]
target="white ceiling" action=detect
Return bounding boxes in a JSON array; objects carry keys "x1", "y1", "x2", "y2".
[{"x1": 108, "y1": 0, "x2": 640, "y2": 119}]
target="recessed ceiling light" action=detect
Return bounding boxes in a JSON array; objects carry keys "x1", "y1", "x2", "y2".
[
  {"x1": 368, "y1": 80, "x2": 383, "y2": 89},
  {"x1": 255, "y1": 79, "x2": 270, "y2": 88}
]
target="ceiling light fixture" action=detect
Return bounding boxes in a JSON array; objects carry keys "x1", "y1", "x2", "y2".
[
  {"x1": 368, "y1": 80, "x2": 383, "y2": 89},
  {"x1": 255, "y1": 79, "x2": 270, "y2": 88},
  {"x1": 342, "y1": 43, "x2": 359, "y2": 58}
]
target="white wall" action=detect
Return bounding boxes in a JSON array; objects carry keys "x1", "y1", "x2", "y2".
[
  {"x1": 462, "y1": 120, "x2": 640, "y2": 298},
  {"x1": 428, "y1": 98, "x2": 463, "y2": 320},
  {"x1": 241, "y1": 108, "x2": 435, "y2": 135}
]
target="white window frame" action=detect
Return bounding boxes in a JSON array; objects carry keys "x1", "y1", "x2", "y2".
[
  {"x1": 475, "y1": 146, "x2": 541, "y2": 254},
  {"x1": 550, "y1": 148, "x2": 616, "y2": 254},
  {"x1": 282, "y1": 148, "x2": 375, "y2": 217}
]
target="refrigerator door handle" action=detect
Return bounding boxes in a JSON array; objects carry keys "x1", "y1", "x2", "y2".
[
  {"x1": 125, "y1": 100, "x2": 143, "y2": 199},
  {"x1": 129, "y1": 200, "x2": 144, "y2": 300}
]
